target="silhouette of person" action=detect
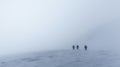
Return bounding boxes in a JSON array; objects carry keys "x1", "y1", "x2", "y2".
[
  {"x1": 84, "y1": 45, "x2": 87, "y2": 51},
  {"x1": 72, "y1": 45, "x2": 75, "y2": 50},
  {"x1": 76, "y1": 45, "x2": 79, "y2": 50}
]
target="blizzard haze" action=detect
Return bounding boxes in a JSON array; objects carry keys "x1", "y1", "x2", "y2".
[{"x1": 0, "y1": 0, "x2": 119, "y2": 55}]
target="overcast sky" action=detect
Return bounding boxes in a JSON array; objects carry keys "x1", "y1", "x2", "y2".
[{"x1": 0, "y1": 0, "x2": 120, "y2": 55}]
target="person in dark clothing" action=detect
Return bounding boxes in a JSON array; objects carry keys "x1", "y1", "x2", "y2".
[
  {"x1": 84, "y1": 45, "x2": 87, "y2": 51},
  {"x1": 76, "y1": 45, "x2": 79, "y2": 50},
  {"x1": 72, "y1": 45, "x2": 75, "y2": 50}
]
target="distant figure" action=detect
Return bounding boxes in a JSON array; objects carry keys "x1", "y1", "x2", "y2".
[
  {"x1": 76, "y1": 45, "x2": 79, "y2": 50},
  {"x1": 72, "y1": 45, "x2": 75, "y2": 50},
  {"x1": 84, "y1": 45, "x2": 87, "y2": 51}
]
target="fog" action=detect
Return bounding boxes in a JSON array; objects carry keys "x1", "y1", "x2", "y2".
[{"x1": 0, "y1": 0, "x2": 120, "y2": 55}]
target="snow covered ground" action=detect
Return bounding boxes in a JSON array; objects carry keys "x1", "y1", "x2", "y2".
[{"x1": 0, "y1": 50, "x2": 120, "y2": 67}]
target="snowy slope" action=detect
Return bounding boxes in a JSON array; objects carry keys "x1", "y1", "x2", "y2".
[{"x1": 0, "y1": 50, "x2": 119, "y2": 67}]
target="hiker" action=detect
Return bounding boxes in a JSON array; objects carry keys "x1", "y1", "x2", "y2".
[
  {"x1": 72, "y1": 45, "x2": 75, "y2": 50},
  {"x1": 76, "y1": 45, "x2": 79, "y2": 50},
  {"x1": 84, "y1": 45, "x2": 87, "y2": 51}
]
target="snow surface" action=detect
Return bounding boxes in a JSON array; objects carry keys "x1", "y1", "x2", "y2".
[{"x1": 0, "y1": 50, "x2": 120, "y2": 67}]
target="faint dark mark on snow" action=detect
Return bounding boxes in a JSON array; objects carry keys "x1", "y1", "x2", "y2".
[
  {"x1": 21, "y1": 58, "x2": 40, "y2": 62},
  {"x1": 1, "y1": 62, "x2": 6, "y2": 64}
]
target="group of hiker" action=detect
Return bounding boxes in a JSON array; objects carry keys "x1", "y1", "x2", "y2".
[{"x1": 72, "y1": 45, "x2": 87, "y2": 51}]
